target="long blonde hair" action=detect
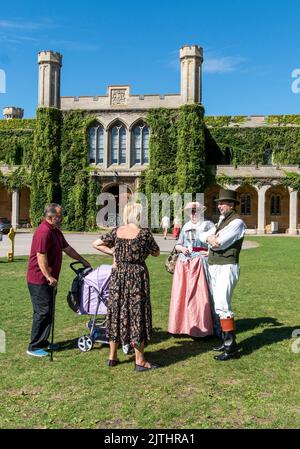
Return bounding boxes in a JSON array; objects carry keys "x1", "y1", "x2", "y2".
[{"x1": 123, "y1": 202, "x2": 142, "y2": 227}]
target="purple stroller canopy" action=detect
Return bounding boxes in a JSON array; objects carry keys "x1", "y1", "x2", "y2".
[{"x1": 79, "y1": 264, "x2": 112, "y2": 315}]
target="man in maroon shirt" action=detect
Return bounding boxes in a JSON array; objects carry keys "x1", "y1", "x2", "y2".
[{"x1": 26, "y1": 203, "x2": 91, "y2": 357}]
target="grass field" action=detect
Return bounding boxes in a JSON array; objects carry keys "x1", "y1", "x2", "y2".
[{"x1": 0, "y1": 237, "x2": 299, "y2": 429}]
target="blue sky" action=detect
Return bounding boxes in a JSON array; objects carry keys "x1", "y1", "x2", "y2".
[{"x1": 0, "y1": 0, "x2": 300, "y2": 118}]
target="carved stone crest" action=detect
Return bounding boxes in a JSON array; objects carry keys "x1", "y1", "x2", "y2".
[{"x1": 111, "y1": 89, "x2": 126, "y2": 105}]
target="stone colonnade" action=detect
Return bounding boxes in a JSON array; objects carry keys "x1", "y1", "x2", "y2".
[
  {"x1": 0, "y1": 187, "x2": 30, "y2": 230},
  {"x1": 225, "y1": 183, "x2": 299, "y2": 235}
]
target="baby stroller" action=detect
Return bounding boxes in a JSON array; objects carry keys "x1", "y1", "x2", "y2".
[
  {"x1": 67, "y1": 262, "x2": 111, "y2": 352},
  {"x1": 67, "y1": 262, "x2": 133, "y2": 355}
]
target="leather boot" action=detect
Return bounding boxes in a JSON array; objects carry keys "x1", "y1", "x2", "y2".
[
  {"x1": 214, "y1": 331, "x2": 239, "y2": 361},
  {"x1": 213, "y1": 313, "x2": 222, "y2": 338},
  {"x1": 212, "y1": 333, "x2": 225, "y2": 351},
  {"x1": 213, "y1": 317, "x2": 239, "y2": 361}
]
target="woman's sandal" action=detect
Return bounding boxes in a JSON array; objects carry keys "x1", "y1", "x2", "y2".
[
  {"x1": 134, "y1": 362, "x2": 160, "y2": 372},
  {"x1": 106, "y1": 359, "x2": 120, "y2": 367}
]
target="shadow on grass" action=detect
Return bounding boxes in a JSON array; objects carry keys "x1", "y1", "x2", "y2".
[
  {"x1": 239, "y1": 326, "x2": 296, "y2": 356},
  {"x1": 233, "y1": 317, "x2": 293, "y2": 357},
  {"x1": 150, "y1": 324, "x2": 296, "y2": 364},
  {"x1": 55, "y1": 338, "x2": 78, "y2": 351},
  {"x1": 148, "y1": 329, "x2": 218, "y2": 367},
  {"x1": 149, "y1": 320, "x2": 295, "y2": 364},
  {"x1": 236, "y1": 317, "x2": 284, "y2": 333},
  {"x1": 53, "y1": 321, "x2": 295, "y2": 363}
]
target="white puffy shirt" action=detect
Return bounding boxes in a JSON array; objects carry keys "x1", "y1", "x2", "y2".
[{"x1": 198, "y1": 217, "x2": 246, "y2": 251}]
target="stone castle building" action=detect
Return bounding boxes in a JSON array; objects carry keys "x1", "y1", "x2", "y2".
[{"x1": 0, "y1": 45, "x2": 299, "y2": 233}]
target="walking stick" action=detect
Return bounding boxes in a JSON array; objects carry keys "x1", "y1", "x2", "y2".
[{"x1": 50, "y1": 286, "x2": 57, "y2": 362}]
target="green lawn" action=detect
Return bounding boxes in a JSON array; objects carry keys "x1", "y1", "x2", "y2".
[{"x1": 0, "y1": 237, "x2": 299, "y2": 429}]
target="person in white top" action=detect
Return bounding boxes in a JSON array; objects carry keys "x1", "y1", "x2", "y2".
[
  {"x1": 198, "y1": 189, "x2": 246, "y2": 361},
  {"x1": 168, "y1": 202, "x2": 215, "y2": 338},
  {"x1": 172, "y1": 215, "x2": 182, "y2": 240},
  {"x1": 160, "y1": 215, "x2": 170, "y2": 240}
]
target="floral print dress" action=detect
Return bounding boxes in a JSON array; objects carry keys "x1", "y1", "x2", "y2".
[{"x1": 100, "y1": 227, "x2": 159, "y2": 347}]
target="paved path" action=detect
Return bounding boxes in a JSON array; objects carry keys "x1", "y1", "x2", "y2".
[{"x1": 0, "y1": 231, "x2": 259, "y2": 257}]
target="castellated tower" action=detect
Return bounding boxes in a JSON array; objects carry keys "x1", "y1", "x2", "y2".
[
  {"x1": 180, "y1": 45, "x2": 203, "y2": 104},
  {"x1": 38, "y1": 51, "x2": 62, "y2": 108},
  {"x1": 3, "y1": 107, "x2": 24, "y2": 119}
]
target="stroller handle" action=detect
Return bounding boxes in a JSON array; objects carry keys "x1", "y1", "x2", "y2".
[{"x1": 70, "y1": 261, "x2": 85, "y2": 274}]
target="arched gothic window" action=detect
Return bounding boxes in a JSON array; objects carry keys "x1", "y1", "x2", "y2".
[
  {"x1": 133, "y1": 123, "x2": 149, "y2": 164},
  {"x1": 240, "y1": 194, "x2": 251, "y2": 215},
  {"x1": 88, "y1": 125, "x2": 104, "y2": 164},
  {"x1": 263, "y1": 148, "x2": 273, "y2": 165},
  {"x1": 110, "y1": 123, "x2": 126, "y2": 164}
]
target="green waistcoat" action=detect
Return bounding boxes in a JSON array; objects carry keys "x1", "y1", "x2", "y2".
[{"x1": 208, "y1": 211, "x2": 244, "y2": 266}]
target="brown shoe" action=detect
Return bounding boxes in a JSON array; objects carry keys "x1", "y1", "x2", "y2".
[{"x1": 106, "y1": 359, "x2": 120, "y2": 367}]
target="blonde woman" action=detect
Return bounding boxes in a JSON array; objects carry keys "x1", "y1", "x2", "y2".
[{"x1": 93, "y1": 202, "x2": 160, "y2": 371}]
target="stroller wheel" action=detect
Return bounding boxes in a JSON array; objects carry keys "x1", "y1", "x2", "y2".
[{"x1": 78, "y1": 335, "x2": 93, "y2": 352}]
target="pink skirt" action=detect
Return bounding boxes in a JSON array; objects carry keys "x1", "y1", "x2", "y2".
[{"x1": 168, "y1": 256, "x2": 213, "y2": 337}]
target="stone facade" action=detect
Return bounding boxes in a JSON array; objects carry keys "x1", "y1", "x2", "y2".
[{"x1": 0, "y1": 44, "x2": 299, "y2": 233}]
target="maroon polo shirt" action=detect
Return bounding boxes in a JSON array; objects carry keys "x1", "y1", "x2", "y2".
[{"x1": 27, "y1": 220, "x2": 69, "y2": 285}]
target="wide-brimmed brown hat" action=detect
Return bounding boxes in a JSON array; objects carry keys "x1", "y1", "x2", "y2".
[
  {"x1": 214, "y1": 189, "x2": 240, "y2": 205},
  {"x1": 184, "y1": 201, "x2": 206, "y2": 212}
]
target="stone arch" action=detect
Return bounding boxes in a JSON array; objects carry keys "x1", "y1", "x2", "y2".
[
  {"x1": 0, "y1": 186, "x2": 12, "y2": 221},
  {"x1": 235, "y1": 185, "x2": 258, "y2": 230},
  {"x1": 265, "y1": 184, "x2": 289, "y2": 233},
  {"x1": 19, "y1": 187, "x2": 31, "y2": 226},
  {"x1": 129, "y1": 117, "x2": 148, "y2": 131},
  {"x1": 88, "y1": 118, "x2": 105, "y2": 129},
  {"x1": 102, "y1": 182, "x2": 133, "y2": 195},
  {"x1": 100, "y1": 182, "x2": 133, "y2": 227},
  {"x1": 106, "y1": 117, "x2": 128, "y2": 131}
]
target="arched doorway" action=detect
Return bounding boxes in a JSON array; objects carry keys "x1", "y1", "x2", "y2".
[
  {"x1": 204, "y1": 185, "x2": 221, "y2": 223},
  {"x1": 100, "y1": 183, "x2": 132, "y2": 227},
  {"x1": 236, "y1": 185, "x2": 258, "y2": 230},
  {"x1": 0, "y1": 186, "x2": 12, "y2": 220},
  {"x1": 265, "y1": 185, "x2": 289, "y2": 233},
  {"x1": 19, "y1": 187, "x2": 31, "y2": 227}
]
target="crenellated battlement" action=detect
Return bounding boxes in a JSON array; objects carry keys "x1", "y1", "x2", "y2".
[
  {"x1": 3, "y1": 107, "x2": 24, "y2": 119},
  {"x1": 38, "y1": 51, "x2": 62, "y2": 66},
  {"x1": 180, "y1": 45, "x2": 203, "y2": 60}
]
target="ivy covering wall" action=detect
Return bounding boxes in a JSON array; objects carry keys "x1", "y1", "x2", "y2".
[
  {"x1": 60, "y1": 111, "x2": 101, "y2": 230},
  {"x1": 30, "y1": 108, "x2": 61, "y2": 226},
  {"x1": 143, "y1": 108, "x2": 178, "y2": 199},
  {"x1": 1, "y1": 109, "x2": 300, "y2": 230},
  {"x1": 143, "y1": 104, "x2": 206, "y2": 198},
  {"x1": 206, "y1": 127, "x2": 300, "y2": 165},
  {"x1": 205, "y1": 115, "x2": 300, "y2": 165},
  {"x1": 176, "y1": 104, "x2": 206, "y2": 193},
  {"x1": 0, "y1": 119, "x2": 35, "y2": 166},
  {"x1": 0, "y1": 166, "x2": 31, "y2": 190}
]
